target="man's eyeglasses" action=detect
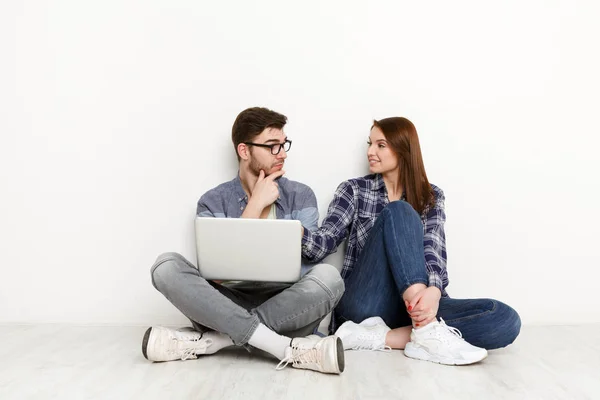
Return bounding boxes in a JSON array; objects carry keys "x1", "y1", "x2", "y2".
[{"x1": 243, "y1": 139, "x2": 292, "y2": 155}]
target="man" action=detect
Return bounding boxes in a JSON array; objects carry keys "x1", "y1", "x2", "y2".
[{"x1": 143, "y1": 107, "x2": 345, "y2": 374}]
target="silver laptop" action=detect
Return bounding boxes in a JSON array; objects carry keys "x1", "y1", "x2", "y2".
[{"x1": 195, "y1": 217, "x2": 303, "y2": 282}]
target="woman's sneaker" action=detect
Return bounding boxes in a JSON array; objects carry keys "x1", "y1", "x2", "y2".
[
  {"x1": 335, "y1": 317, "x2": 391, "y2": 351},
  {"x1": 276, "y1": 335, "x2": 345, "y2": 374},
  {"x1": 142, "y1": 326, "x2": 213, "y2": 362},
  {"x1": 404, "y1": 319, "x2": 488, "y2": 365}
]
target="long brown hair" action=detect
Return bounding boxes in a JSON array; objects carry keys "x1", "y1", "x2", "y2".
[{"x1": 372, "y1": 117, "x2": 435, "y2": 214}]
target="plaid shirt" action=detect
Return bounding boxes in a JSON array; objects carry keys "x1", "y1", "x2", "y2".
[{"x1": 301, "y1": 174, "x2": 449, "y2": 297}]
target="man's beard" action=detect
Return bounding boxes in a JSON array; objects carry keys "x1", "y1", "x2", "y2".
[
  {"x1": 249, "y1": 152, "x2": 278, "y2": 177},
  {"x1": 249, "y1": 149, "x2": 280, "y2": 176}
]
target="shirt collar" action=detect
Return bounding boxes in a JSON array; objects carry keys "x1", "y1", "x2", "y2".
[
  {"x1": 373, "y1": 173, "x2": 406, "y2": 201},
  {"x1": 232, "y1": 174, "x2": 248, "y2": 203},
  {"x1": 373, "y1": 173, "x2": 387, "y2": 192}
]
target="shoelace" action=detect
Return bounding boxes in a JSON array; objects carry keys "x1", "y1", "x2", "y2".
[
  {"x1": 435, "y1": 319, "x2": 464, "y2": 345},
  {"x1": 351, "y1": 344, "x2": 392, "y2": 352},
  {"x1": 352, "y1": 333, "x2": 392, "y2": 352},
  {"x1": 181, "y1": 348, "x2": 200, "y2": 361},
  {"x1": 169, "y1": 335, "x2": 212, "y2": 361},
  {"x1": 173, "y1": 330, "x2": 202, "y2": 341},
  {"x1": 275, "y1": 347, "x2": 321, "y2": 370}
]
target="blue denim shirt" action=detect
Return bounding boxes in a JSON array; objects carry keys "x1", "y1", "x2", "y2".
[{"x1": 196, "y1": 174, "x2": 320, "y2": 275}]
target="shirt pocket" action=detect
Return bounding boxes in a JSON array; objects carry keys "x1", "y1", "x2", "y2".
[
  {"x1": 357, "y1": 204, "x2": 378, "y2": 221},
  {"x1": 355, "y1": 210, "x2": 377, "y2": 243}
]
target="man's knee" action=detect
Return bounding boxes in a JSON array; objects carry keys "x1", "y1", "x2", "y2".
[
  {"x1": 150, "y1": 252, "x2": 189, "y2": 291},
  {"x1": 306, "y1": 264, "x2": 345, "y2": 305}
]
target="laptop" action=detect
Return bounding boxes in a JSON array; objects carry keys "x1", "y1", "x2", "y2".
[{"x1": 194, "y1": 217, "x2": 303, "y2": 282}]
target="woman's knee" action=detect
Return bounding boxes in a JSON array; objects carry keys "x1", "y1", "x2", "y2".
[
  {"x1": 306, "y1": 264, "x2": 345, "y2": 304},
  {"x1": 385, "y1": 200, "x2": 419, "y2": 218},
  {"x1": 490, "y1": 300, "x2": 521, "y2": 348},
  {"x1": 383, "y1": 201, "x2": 422, "y2": 229},
  {"x1": 500, "y1": 301, "x2": 521, "y2": 345}
]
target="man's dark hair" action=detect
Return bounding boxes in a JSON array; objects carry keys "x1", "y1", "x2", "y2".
[{"x1": 232, "y1": 107, "x2": 287, "y2": 161}]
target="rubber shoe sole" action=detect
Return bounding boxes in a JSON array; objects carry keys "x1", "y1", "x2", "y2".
[
  {"x1": 404, "y1": 342, "x2": 487, "y2": 366},
  {"x1": 141, "y1": 327, "x2": 152, "y2": 360},
  {"x1": 335, "y1": 336, "x2": 345, "y2": 373}
]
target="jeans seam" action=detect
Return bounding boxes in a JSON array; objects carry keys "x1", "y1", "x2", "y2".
[
  {"x1": 384, "y1": 208, "x2": 425, "y2": 293},
  {"x1": 270, "y1": 275, "x2": 336, "y2": 329},
  {"x1": 150, "y1": 259, "x2": 172, "y2": 290},
  {"x1": 150, "y1": 254, "x2": 197, "y2": 290},
  {"x1": 384, "y1": 209, "x2": 409, "y2": 287},
  {"x1": 308, "y1": 274, "x2": 336, "y2": 300},
  {"x1": 271, "y1": 297, "x2": 330, "y2": 330},
  {"x1": 239, "y1": 317, "x2": 261, "y2": 345},
  {"x1": 398, "y1": 279, "x2": 428, "y2": 295},
  {"x1": 441, "y1": 300, "x2": 497, "y2": 324}
]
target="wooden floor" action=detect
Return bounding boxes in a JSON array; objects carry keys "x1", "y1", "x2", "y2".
[{"x1": 0, "y1": 324, "x2": 598, "y2": 399}]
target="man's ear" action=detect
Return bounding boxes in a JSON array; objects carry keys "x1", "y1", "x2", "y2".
[{"x1": 237, "y1": 143, "x2": 250, "y2": 161}]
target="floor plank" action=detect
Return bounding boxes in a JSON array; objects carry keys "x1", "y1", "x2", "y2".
[{"x1": 0, "y1": 325, "x2": 598, "y2": 399}]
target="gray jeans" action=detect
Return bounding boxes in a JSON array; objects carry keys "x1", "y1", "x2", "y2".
[{"x1": 151, "y1": 252, "x2": 345, "y2": 345}]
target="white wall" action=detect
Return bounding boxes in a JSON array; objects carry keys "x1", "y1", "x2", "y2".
[{"x1": 1, "y1": 0, "x2": 599, "y2": 326}]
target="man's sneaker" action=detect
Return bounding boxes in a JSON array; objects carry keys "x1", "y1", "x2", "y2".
[
  {"x1": 276, "y1": 335, "x2": 345, "y2": 374},
  {"x1": 404, "y1": 319, "x2": 488, "y2": 365},
  {"x1": 142, "y1": 326, "x2": 213, "y2": 362},
  {"x1": 335, "y1": 316, "x2": 391, "y2": 351}
]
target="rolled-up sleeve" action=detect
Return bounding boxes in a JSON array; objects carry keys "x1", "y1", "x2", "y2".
[
  {"x1": 294, "y1": 187, "x2": 319, "y2": 231},
  {"x1": 302, "y1": 181, "x2": 354, "y2": 263},
  {"x1": 196, "y1": 192, "x2": 220, "y2": 217}
]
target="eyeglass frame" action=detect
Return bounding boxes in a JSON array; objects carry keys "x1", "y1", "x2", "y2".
[{"x1": 243, "y1": 139, "x2": 292, "y2": 155}]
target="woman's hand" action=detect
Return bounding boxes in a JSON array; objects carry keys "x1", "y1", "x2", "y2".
[{"x1": 406, "y1": 286, "x2": 442, "y2": 326}]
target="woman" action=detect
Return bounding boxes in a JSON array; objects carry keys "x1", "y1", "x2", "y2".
[{"x1": 301, "y1": 117, "x2": 521, "y2": 365}]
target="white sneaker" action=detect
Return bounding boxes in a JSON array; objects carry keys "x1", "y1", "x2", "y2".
[
  {"x1": 142, "y1": 326, "x2": 213, "y2": 362},
  {"x1": 276, "y1": 335, "x2": 345, "y2": 374},
  {"x1": 404, "y1": 319, "x2": 488, "y2": 365},
  {"x1": 335, "y1": 317, "x2": 391, "y2": 351}
]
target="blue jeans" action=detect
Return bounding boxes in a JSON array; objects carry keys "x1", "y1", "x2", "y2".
[{"x1": 335, "y1": 201, "x2": 521, "y2": 350}]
